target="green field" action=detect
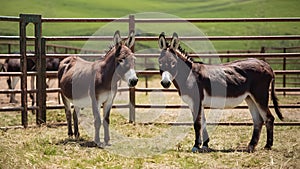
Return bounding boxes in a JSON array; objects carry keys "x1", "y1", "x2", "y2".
[{"x1": 1, "y1": 0, "x2": 300, "y2": 51}]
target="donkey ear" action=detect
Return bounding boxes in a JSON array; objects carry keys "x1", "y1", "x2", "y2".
[
  {"x1": 158, "y1": 32, "x2": 167, "y2": 50},
  {"x1": 126, "y1": 30, "x2": 135, "y2": 48},
  {"x1": 113, "y1": 30, "x2": 122, "y2": 46},
  {"x1": 170, "y1": 32, "x2": 180, "y2": 50}
]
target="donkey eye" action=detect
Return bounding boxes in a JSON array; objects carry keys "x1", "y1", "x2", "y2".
[
  {"x1": 171, "y1": 61, "x2": 176, "y2": 68},
  {"x1": 119, "y1": 59, "x2": 125, "y2": 63}
]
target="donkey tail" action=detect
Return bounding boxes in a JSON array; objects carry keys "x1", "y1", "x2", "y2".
[{"x1": 271, "y1": 79, "x2": 284, "y2": 121}]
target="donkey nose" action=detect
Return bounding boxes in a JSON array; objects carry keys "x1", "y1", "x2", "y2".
[
  {"x1": 161, "y1": 80, "x2": 171, "y2": 88},
  {"x1": 129, "y1": 78, "x2": 138, "y2": 87}
]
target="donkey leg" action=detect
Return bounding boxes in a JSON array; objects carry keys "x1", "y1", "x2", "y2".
[
  {"x1": 252, "y1": 85, "x2": 276, "y2": 150},
  {"x1": 92, "y1": 100, "x2": 102, "y2": 147},
  {"x1": 192, "y1": 105, "x2": 203, "y2": 153},
  {"x1": 201, "y1": 110, "x2": 210, "y2": 152},
  {"x1": 253, "y1": 95, "x2": 275, "y2": 150},
  {"x1": 246, "y1": 97, "x2": 263, "y2": 153},
  {"x1": 6, "y1": 77, "x2": 12, "y2": 98},
  {"x1": 9, "y1": 76, "x2": 19, "y2": 103},
  {"x1": 261, "y1": 107, "x2": 275, "y2": 150},
  {"x1": 73, "y1": 106, "x2": 80, "y2": 139},
  {"x1": 30, "y1": 76, "x2": 35, "y2": 114},
  {"x1": 61, "y1": 95, "x2": 73, "y2": 137},
  {"x1": 103, "y1": 102, "x2": 112, "y2": 146}
]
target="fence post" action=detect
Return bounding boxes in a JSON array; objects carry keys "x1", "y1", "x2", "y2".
[
  {"x1": 19, "y1": 14, "x2": 28, "y2": 128},
  {"x1": 129, "y1": 88, "x2": 135, "y2": 123},
  {"x1": 128, "y1": 14, "x2": 136, "y2": 123},
  {"x1": 283, "y1": 48, "x2": 286, "y2": 96},
  {"x1": 38, "y1": 37, "x2": 47, "y2": 124},
  {"x1": 8, "y1": 43, "x2": 11, "y2": 54},
  {"x1": 19, "y1": 14, "x2": 46, "y2": 126}
]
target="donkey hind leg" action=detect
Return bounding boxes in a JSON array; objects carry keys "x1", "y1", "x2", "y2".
[
  {"x1": 61, "y1": 95, "x2": 73, "y2": 138},
  {"x1": 92, "y1": 100, "x2": 102, "y2": 148},
  {"x1": 246, "y1": 97, "x2": 264, "y2": 153},
  {"x1": 258, "y1": 105, "x2": 275, "y2": 150},
  {"x1": 30, "y1": 76, "x2": 36, "y2": 114},
  {"x1": 73, "y1": 106, "x2": 81, "y2": 139},
  {"x1": 103, "y1": 102, "x2": 113, "y2": 146},
  {"x1": 8, "y1": 76, "x2": 19, "y2": 103},
  {"x1": 264, "y1": 109, "x2": 275, "y2": 150},
  {"x1": 252, "y1": 95, "x2": 275, "y2": 150}
]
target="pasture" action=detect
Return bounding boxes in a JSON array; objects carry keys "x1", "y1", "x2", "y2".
[
  {"x1": 0, "y1": 77, "x2": 299, "y2": 168},
  {"x1": 0, "y1": 0, "x2": 300, "y2": 168},
  {"x1": 0, "y1": 121, "x2": 299, "y2": 168},
  {"x1": 1, "y1": 0, "x2": 300, "y2": 52}
]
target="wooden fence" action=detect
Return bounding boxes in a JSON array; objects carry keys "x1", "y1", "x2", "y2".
[{"x1": 0, "y1": 14, "x2": 300, "y2": 127}]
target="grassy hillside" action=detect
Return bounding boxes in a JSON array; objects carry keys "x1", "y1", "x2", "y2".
[{"x1": 0, "y1": 0, "x2": 299, "y2": 52}]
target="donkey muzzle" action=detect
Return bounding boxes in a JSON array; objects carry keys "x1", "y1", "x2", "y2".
[
  {"x1": 161, "y1": 80, "x2": 171, "y2": 88},
  {"x1": 129, "y1": 77, "x2": 138, "y2": 87},
  {"x1": 160, "y1": 71, "x2": 172, "y2": 88},
  {"x1": 124, "y1": 69, "x2": 138, "y2": 87}
]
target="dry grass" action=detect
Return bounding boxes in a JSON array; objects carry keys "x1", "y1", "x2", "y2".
[
  {"x1": 0, "y1": 122, "x2": 299, "y2": 169},
  {"x1": 0, "y1": 77, "x2": 299, "y2": 168}
]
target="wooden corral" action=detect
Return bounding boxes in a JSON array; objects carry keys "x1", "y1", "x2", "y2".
[{"x1": 0, "y1": 14, "x2": 300, "y2": 128}]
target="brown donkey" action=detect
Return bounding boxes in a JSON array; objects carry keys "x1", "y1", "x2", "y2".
[
  {"x1": 58, "y1": 30, "x2": 138, "y2": 147},
  {"x1": 158, "y1": 32, "x2": 283, "y2": 153}
]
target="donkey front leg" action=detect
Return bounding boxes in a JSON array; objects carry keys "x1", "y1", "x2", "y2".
[
  {"x1": 192, "y1": 104, "x2": 203, "y2": 153},
  {"x1": 201, "y1": 110, "x2": 210, "y2": 152}
]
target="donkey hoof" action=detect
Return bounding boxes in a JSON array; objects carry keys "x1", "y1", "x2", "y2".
[
  {"x1": 95, "y1": 142, "x2": 105, "y2": 149},
  {"x1": 75, "y1": 133, "x2": 80, "y2": 140},
  {"x1": 68, "y1": 134, "x2": 73, "y2": 139},
  {"x1": 247, "y1": 145, "x2": 255, "y2": 153},
  {"x1": 105, "y1": 142, "x2": 112, "y2": 146},
  {"x1": 191, "y1": 146, "x2": 200, "y2": 153},
  {"x1": 199, "y1": 146, "x2": 211, "y2": 153},
  {"x1": 264, "y1": 145, "x2": 272, "y2": 150},
  {"x1": 10, "y1": 100, "x2": 18, "y2": 104}
]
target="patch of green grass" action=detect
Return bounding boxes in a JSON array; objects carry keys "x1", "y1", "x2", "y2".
[
  {"x1": 1, "y1": 0, "x2": 300, "y2": 72},
  {"x1": 1, "y1": 0, "x2": 299, "y2": 38}
]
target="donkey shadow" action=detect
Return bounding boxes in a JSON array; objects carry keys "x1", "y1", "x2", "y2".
[
  {"x1": 180, "y1": 147, "x2": 249, "y2": 153},
  {"x1": 208, "y1": 147, "x2": 249, "y2": 153},
  {"x1": 56, "y1": 137, "x2": 102, "y2": 148}
]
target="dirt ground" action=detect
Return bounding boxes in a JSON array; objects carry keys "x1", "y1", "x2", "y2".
[{"x1": 0, "y1": 76, "x2": 60, "y2": 107}]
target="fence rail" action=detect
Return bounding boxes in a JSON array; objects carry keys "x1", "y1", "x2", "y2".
[{"x1": 0, "y1": 14, "x2": 299, "y2": 127}]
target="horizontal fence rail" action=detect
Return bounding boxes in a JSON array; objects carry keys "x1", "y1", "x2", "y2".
[
  {"x1": 40, "y1": 17, "x2": 300, "y2": 23},
  {"x1": 2, "y1": 35, "x2": 300, "y2": 41},
  {"x1": 0, "y1": 15, "x2": 299, "y2": 128}
]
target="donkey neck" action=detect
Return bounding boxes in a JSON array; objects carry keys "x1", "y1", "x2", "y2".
[
  {"x1": 173, "y1": 58, "x2": 193, "y2": 89},
  {"x1": 103, "y1": 47, "x2": 118, "y2": 64},
  {"x1": 99, "y1": 47, "x2": 120, "y2": 85}
]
